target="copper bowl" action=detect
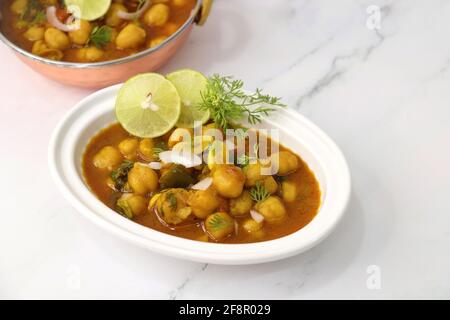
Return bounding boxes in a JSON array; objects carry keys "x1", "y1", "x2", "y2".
[{"x1": 0, "y1": 0, "x2": 211, "y2": 89}]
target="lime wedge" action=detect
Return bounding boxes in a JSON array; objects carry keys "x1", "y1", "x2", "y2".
[
  {"x1": 166, "y1": 69, "x2": 210, "y2": 128},
  {"x1": 65, "y1": 0, "x2": 112, "y2": 21},
  {"x1": 115, "y1": 73, "x2": 181, "y2": 138}
]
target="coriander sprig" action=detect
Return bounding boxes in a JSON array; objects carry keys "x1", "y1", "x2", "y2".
[
  {"x1": 237, "y1": 143, "x2": 259, "y2": 167},
  {"x1": 250, "y1": 182, "x2": 269, "y2": 203},
  {"x1": 199, "y1": 75, "x2": 286, "y2": 130},
  {"x1": 207, "y1": 214, "x2": 233, "y2": 232},
  {"x1": 89, "y1": 26, "x2": 112, "y2": 48},
  {"x1": 166, "y1": 192, "x2": 178, "y2": 210},
  {"x1": 110, "y1": 160, "x2": 134, "y2": 191}
]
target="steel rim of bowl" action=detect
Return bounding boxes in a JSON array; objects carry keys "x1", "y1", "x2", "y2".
[{"x1": 0, "y1": 0, "x2": 203, "y2": 69}]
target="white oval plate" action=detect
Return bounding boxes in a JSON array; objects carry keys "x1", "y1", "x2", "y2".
[{"x1": 48, "y1": 85, "x2": 351, "y2": 265}]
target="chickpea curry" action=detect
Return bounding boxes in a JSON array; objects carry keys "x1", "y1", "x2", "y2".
[
  {"x1": 1, "y1": 0, "x2": 196, "y2": 62},
  {"x1": 83, "y1": 122, "x2": 321, "y2": 243},
  {"x1": 81, "y1": 70, "x2": 321, "y2": 243}
]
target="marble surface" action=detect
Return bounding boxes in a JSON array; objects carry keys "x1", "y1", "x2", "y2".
[{"x1": 1, "y1": 0, "x2": 450, "y2": 299}]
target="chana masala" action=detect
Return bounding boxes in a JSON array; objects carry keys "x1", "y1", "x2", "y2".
[
  {"x1": 1, "y1": 0, "x2": 196, "y2": 62},
  {"x1": 82, "y1": 123, "x2": 321, "y2": 243}
]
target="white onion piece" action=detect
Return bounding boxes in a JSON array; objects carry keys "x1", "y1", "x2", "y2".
[
  {"x1": 148, "y1": 162, "x2": 162, "y2": 170},
  {"x1": 46, "y1": 6, "x2": 80, "y2": 32},
  {"x1": 191, "y1": 177, "x2": 213, "y2": 190},
  {"x1": 158, "y1": 150, "x2": 202, "y2": 168},
  {"x1": 117, "y1": 0, "x2": 151, "y2": 20},
  {"x1": 250, "y1": 210, "x2": 265, "y2": 223}
]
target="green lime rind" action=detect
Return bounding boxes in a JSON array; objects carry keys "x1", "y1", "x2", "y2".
[
  {"x1": 115, "y1": 73, "x2": 181, "y2": 138},
  {"x1": 166, "y1": 69, "x2": 210, "y2": 128}
]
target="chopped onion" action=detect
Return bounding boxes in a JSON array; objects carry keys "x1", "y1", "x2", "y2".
[
  {"x1": 158, "y1": 150, "x2": 202, "y2": 168},
  {"x1": 46, "y1": 6, "x2": 80, "y2": 32},
  {"x1": 117, "y1": 0, "x2": 151, "y2": 20},
  {"x1": 234, "y1": 221, "x2": 239, "y2": 235},
  {"x1": 250, "y1": 210, "x2": 265, "y2": 223},
  {"x1": 148, "y1": 162, "x2": 162, "y2": 170},
  {"x1": 191, "y1": 177, "x2": 213, "y2": 190}
]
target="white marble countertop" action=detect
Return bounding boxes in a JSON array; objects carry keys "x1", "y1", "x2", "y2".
[{"x1": 1, "y1": 0, "x2": 450, "y2": 299}]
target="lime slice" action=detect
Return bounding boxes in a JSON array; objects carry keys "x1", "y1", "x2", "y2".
[
  {"x1": 65, "y1": 0, "x2": 112, "y2": 21},
  {"x1": 115, "y1": 73, "x2": 181, "y2": 138},
  {"x1": 166, "y1": 69, "x2": 210, "y2": 128}
]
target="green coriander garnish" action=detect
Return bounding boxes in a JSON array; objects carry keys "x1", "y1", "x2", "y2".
[
  {"x1": 199, "y1": 75, "x2": 286, "y2": 130},
  {"x1": 110, "y1": 160, "x2": 134, "y2": 192},
  {"x1": 237, "y1": 143, "x2": 259, "y2": 167},
  {"x1": 32, "y1": 10, "x2": 46, "y2": 25},
  {"x1": 166, "y1": 192, "x2": 178, "y2": 210},
  {"x1": 207, "y1": 214, "x2": 233, "y2": 232},
  {"x1": 89, "y1": 26, "x2": 113, "y2": 48},
  {"x1": 153, "y1": 141, "x2": 168, "y2": 159},
  {"x1": 20, "y1": 0, "x2": 45, "y2": 24},
  {"x1": 116, "y1": 198, "x2": 133, "y2": 219},
  {"x1": 250, "y1": 181, "x2": 269, "y2": 203}
]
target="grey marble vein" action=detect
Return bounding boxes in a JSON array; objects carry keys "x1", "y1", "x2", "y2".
[{"x1": 169, "y1": 264, "x2": 209, "y2": 300}]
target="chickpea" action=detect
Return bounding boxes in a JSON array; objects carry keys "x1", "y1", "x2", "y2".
[
  {"x1": 68, "y1": 20, "x2": 92, "y2": 45},
  {"x1": 76, "y1": 46, "x2": 104, "y2": 62},
  {"x1": 203, "y1": 122, "x2": 221, "y2": 135},
  {"x1": 168, "y1": 128, "x2": 193, "y2": 148},
  {"x1": 118, "y1": 138, "x2": 139, "y2": 160},
  {"x1": 24, "y1": 26, "x2": 45, "y2": 41},
  {"x1": 110, "y1": 29, "x2": 118, "y2": 43},
  {"x1": 243, "y1": 162, "x2": 264, "y2": 187},
  {"x1": 105, "y1": 3, "x2": 127, "y2": 27},
  {"x1": 271, "y1": 151, "x2": 299, "y2": 176},
  {"x1": 212, "y1": 165, "x2": 245, "y2": 198},
  {"x1": 188, "y1": 187, "x2": 220, "y2": 219},
  {"x1": 85, "y1": 46, "x2": 104, "y2": 61},
  {"x1": 148, "y1": 35, "x2": 167, "y2": 48},
  {"x1": 205, "y1": 212, "x2": 235, "y2": 241},
  {"x1": 117, "y1": 194, "x2": 147, "y2": 218},
  {"x1": 255, "y1": 196, "x2": 287, "y2": 224},
  {"x1": 242, "y1": 218, "x2": 263, "y2": 233},
  {"x1": 207, "y1": 141, "x2": 232, "y2": 170},
  {"x1": 31, "y1": 41, "x2": 63, "y2": 60},
  {"x1": 128, "y1": 163, "x2": 159, "y2": 195},
  {"x1": 149, "y1": 193, "x2": 161, "y2": 210},
  {"x1": 196, "y1": 234, "x2": 209, "y2": 242},
  {"x1": 143, "y1": 4, "x2": 170, "y2": 27},
  {"x1": 172, "y1": 0, "x2": 189, "y2": 7},
  {"x1": 139, "y1": 138, "x2": 156, "y2": 161},
  {"x1": 115, "y1": 24, "x2": 146, "y2": 49},
  {"x1": 263, "y1": 176, "x2": 278, "y2": 194},
  {"x1": 229, "y1": 190, "x2": 253, "y2": 217},
  {"x1": 10, "y1": 0, "x2": 27, "y2": 15},
  {"x1": 154, "y1": 189, "x2": 191, "y2": 225},
  {"x1": 126, "y1": 195, "x2": 147, "y2": 216},
  {"x1": 44, "y1": 28, "x2": 70, "y2": 50},
  {"x1": 93, "y1": 146, "x2": 123, "y2": 171},
  {"x1": 282, "y1": 181, "x2": 297, "y2": 202}
]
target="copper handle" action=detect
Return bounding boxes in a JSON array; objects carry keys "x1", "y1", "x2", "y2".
[{"x1": 196, "y1": 0, "x2": 213, "y2": 26}]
